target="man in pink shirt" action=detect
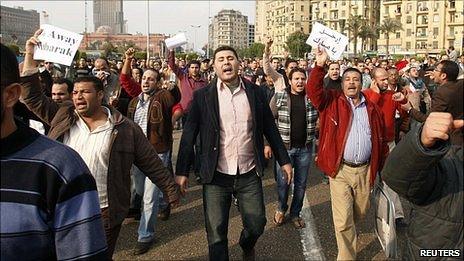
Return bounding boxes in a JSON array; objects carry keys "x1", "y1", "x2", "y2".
[{"x1": 175, "y1": 46, "x2": 292, "y2": 261}]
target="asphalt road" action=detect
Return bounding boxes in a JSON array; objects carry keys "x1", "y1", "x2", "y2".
[{"x1": 113, "y1": 130, "x2": 396, "y2": 260}]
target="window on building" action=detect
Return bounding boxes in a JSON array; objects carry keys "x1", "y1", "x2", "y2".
[
  {"x1": 449, "y1": 40, "x2": 455, "y2": 47},
  {"x1": 407, "y1": 3, "x2": 412, "y2": 12},
  {"x1": 434, "y1": 2, "x2": 440, "y2": 11},
  {"x1": 301, "y1": 5, "x2": 304, "y2": 11},
  {"x1": 323, "y1": 13, "x2": 327, "y2": 19},
  {"x1": 406, "y1": 16, "x2": 412, "y2": 24},
  {"x1": 433, "y1": 14, "x2": 439, "y2": 22},
  {"x1": 323, "y1": 2, "x2": 327, "y2": 8},
  {"x1": 342, "y1": 1, "x2": 346, "y2": 6},
  {"x1": 406, "y1": 42, "x2": 411, "y2": 49},
  {"x1": 449, "y1": 27, "x2": 455, "y2": 36},
  {"x1": 385, "y1": 6, "x2": 389, "y2": 14},
  {"x1": 433, "y1": 27, "x2": 439, "y2": 36},
  {"x1": 396, "y1": 32, "x2": 401, "y2": 39},
  {"x1": 407, "y1": 29, "x2": 412, "y2": 36},
  {"x1": 450, "y1": 0, "x2": 456, "y2": 9},
  {"x1": 341, "y1": 10, "x2": 346, "y2": 17},
  {"x1": 433, "y1": 41, "x2": 438, "y2": 49}
]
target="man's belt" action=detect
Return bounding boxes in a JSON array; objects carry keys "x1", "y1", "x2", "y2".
[{"x1": 342, "y1": 159, "x2": 369, "y2": 168}]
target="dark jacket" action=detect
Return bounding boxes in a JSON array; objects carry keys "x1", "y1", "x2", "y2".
[
  {"x1": 382, "y1": 125, "x2": 463, "y2": 260},
  {"x1": 20, "y1": 73, "x2": 180, "y2": 228},
  {"x1": 410, "y1": 79, "x2": 463, "y2": 146},
  {"x1": 175, "y1": 77, "x2": 291, "y2": 183},
  {"x1": 127, "y1": 88, "x2": 180, "y2": 153}
]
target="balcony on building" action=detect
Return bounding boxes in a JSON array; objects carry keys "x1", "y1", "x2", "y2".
[{"x1": 383, "y1": 0, "x2": 402, "y2": 5}]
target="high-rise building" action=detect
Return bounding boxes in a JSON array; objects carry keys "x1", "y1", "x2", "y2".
[
  {"x1": 309, "y1": 0, "x2": 380, "y2": 55},
  {"x1": 248, "y1": 24, "x2": 255, "y2": 47},
  {"x1": 93, "y1": 0, "x2": 126, "y2": 34},
  {"x1": 0, "y1": 5, "x2": 40, "y2": 47},
  {"x1": 255, "y1": 1, "x2": 312, "y2": 55},
  {"x1": 378, "y1": 0, "x2": 463, "y2": 56},
  {"x1": 208, "y1": 9, "x2": 249, "y2": 51}
]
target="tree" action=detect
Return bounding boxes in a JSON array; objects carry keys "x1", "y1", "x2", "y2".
[
  {"x1": 358, "y1": 25, "x2": 378, "y2": 52},
  {"x1": 101, "y1": 41, "x2": 116, "y2": 57},
  {"x1": 238, "y1": 43, "x2": 265, "y2": 59},
  {"x1": 378, "y1": 17, "x2": 403, "y2": 56},
  {"x1": 345, "y1": 15, "x2": 364, "y2": 57},
  {"x1": 134, "y1": 51, "x2": 147, "y2": 60},
  {"x1": 285, "y1": 31, "x2": 311, "y2": 58}
]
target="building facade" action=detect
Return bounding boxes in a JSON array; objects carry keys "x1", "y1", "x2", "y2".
[
  {"x1": 208, "y1": 9, "x2": 249, "y2": 51},
  {"x1": 248, "y1": 24, "x2": 255, "y2": 47},
  {"x1": 93, "y1": 0, "x2": 126, "y2": 34},
  {"x1": 80, "y1": 26, "x2": 167, "y2": 57},
  {"x1": 0, "y1": 5, "x2": 40, "y2": 47},
  {"x1": 255, "y1": 0, "x2": 312, "y2": 55},
  {"x1": 378, "y1": 0, "x2": 464, "y2": 56},
  {"x1": 309, "y1": 0, "x2": 380, "y2": 55}
]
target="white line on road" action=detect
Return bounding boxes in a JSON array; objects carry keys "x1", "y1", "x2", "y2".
[{"x1": 300, "y1": 192, "x2": 326, "y2": 261}]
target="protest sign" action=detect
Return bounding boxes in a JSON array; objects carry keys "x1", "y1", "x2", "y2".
[
  {"x1": 34, "y1": 24, "x2": 83, "y2": 66},
  {"x1": 306, "y1": 22, "x2": 349, "y2": 60},
  {"x1": 165, "y1": 33, "x2": 188, "y2": 50}
]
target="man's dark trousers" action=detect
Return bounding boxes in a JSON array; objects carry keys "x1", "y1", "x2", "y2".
[{"x1": 203, "y1": 170, "x2": 266, "y2": 261}]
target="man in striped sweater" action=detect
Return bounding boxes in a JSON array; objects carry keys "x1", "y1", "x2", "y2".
[{"x1": 1, "y1": 43, "x2": 108, "y2": 260}]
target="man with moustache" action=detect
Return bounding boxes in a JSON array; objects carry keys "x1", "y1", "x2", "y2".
[
  {"x1": 19, "y1": 30, "x2": 180, "y2": 259},
  {"x1": 306, "y1": 48, "x2": 387, "y2": 260},
  {"x1": 175, "y1": 46, "x2": 292, "y2": 261},
  {"x1": 51, "y1": 78, "x2": 73, "y2": 104},
  {"x1": 363, "y1": 67, "x2": 408, "y2": 228}
]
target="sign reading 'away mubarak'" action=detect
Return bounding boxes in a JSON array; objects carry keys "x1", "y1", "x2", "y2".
[{"x1": 34, "y1": 24, "x2": 83, "y2": 66}]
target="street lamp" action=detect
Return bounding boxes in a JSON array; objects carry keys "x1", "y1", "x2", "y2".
[{"x1": 190, "y1": 25, "x2": 201, "y2": 51}]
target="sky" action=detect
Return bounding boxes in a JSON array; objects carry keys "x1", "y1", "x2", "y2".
[{"x1": 1, "y1": 1, "x2": 256, "y2": 49}]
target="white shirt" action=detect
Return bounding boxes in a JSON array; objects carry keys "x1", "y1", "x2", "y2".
[{"x1": 63, "y1": 107, "x2": 114, "y2": 208}]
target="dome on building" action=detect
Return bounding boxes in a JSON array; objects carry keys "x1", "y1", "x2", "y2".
[{"x1": 96, "y1": 26, "x2": 113, "y2": 34}]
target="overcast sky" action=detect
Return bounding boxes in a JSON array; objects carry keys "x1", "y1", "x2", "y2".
[{"x1": 1, "y1": 1, "x2": 256, "y2": 49}]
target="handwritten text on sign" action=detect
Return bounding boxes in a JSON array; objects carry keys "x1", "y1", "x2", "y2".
[
  {"x1": 306, "y1": 22, "x2": 348, "y2": 60},
  {"x1": 34, "y1": 24, "x2": 83, "y2": 66}
]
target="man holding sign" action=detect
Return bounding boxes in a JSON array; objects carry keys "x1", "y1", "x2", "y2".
[{"x1": 306, "y1": 47, "x2": 387, "y2": 260}]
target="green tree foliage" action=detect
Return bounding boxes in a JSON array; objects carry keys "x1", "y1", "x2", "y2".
[
  {"x1": 378, "y1": 17, "x2": 403, "y2": 56},
  {"x1": 345, "y1": 15, "x2": 364, "y2": 57},
  {"x1": 7, "y1": 44, "x2": 20, "y2": 55},
  {"x1": 285, "y1": 32, "x2": 311, "y2": 59},
  {"x1": 238, "y1": 43, "x2": 265, "y2": 59},
  {"x1": 101, "y1": 41, "x2": 116, "y2": 58},
  {"x1": 134, "y1": 51, "x2": 148, "y2": 60},
  {"x1": 358, "y1": 25, "x2": 378, "y2": 52}
]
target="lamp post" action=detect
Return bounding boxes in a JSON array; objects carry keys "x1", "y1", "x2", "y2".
[
  {"x1": 146, "y1": 0, "x2": 150, "y2": 61},
  {"x1": 190, "y1": 25, "x2": 201, "y2": 51}
]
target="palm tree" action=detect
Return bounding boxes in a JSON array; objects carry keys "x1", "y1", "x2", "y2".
[
  {"x1": 358, "y1": 25, "x2": 378, "y2": 53},
  {"x1": 378, "y1": 17, "x2": 403, "y2": 57},
  {"x1": 344, "y1": 15, "x2": 364, "y2": 57}
]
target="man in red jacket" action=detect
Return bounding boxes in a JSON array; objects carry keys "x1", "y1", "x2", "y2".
[
  {"x1": 306, "y1": 48, "x2": 387, "y2": 260},
  {"x1": 363, "y1": 68, "x2": 408, "y2": 228}
]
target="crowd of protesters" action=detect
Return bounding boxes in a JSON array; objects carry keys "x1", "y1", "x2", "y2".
[{"x1": 1, "y1": 27, "x2": 463, "y2": 261}]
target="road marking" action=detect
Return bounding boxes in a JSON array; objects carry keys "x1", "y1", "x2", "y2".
[{"x1": 300, "y1": 192, "x2": 326, "y2": 261}]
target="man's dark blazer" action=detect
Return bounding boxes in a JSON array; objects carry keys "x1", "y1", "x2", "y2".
[{"x1": 176, "y1": 77, "x2": 291, "y2": 184}]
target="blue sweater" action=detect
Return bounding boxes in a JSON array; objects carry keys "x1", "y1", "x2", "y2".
[{"x1": 1, "y1": 122, "x2": 107, "y2": 260}]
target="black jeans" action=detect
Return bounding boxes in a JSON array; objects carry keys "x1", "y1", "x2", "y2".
[{"x1": 203, "y1": 170, "x2": 266, "y2": 261}]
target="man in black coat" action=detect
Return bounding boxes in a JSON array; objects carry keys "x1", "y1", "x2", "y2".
[
  {"x1": 382, "y1": 112, "x2": 463, "y2": 260},
  {"x1": 175, "y1": 46, "x2": 292, "y2": 261}
]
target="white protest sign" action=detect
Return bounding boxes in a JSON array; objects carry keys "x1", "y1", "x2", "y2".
[
  {"x1": 34, "y1": 24, "x2": 83, "y2": 66},
  {"x1": 306, "y1": 22, "x2": 349, "y2": 60},
  {"x1": 165, "y1": 33, "x2": 188, "y2": 50}
]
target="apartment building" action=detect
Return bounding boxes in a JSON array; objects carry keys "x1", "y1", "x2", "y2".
[
  {"x1": 0, "y1": 5, "x2": 40, "y2": 47},
  {"x1": 208, "y1": 9, "x2": 249, "y2": 51},
  {"x1": 309, "y1": 0, "x2": 380, "y2": 55},
  {"x1": 378, "y1": 0, "x2": 463, "y2": 56},
  {"x1": 255, "y1": 1, "x2": 312, "y2": 55}
]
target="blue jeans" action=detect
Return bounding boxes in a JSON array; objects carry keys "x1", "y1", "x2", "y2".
[
  {"x1": 275, "y1": 146, "x2": 312, "y2": 218},
  {"x1": 133, "y1": 150, "x2": 171, "y2": 243},
  {"x1": 203, "y1": 170, "x2": 266, "y2": 261}
]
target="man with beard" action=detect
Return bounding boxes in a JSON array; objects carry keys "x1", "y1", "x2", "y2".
[
  {"x1": 19, "y1": 30, "x2": 180, "y2": 259},
  {"x1": 1, "y1": 43, "x2": 108, "y2": 260},
  {"x1": 175, "y1": 45, "x2": 292, "y2": 260},
  {"x1": 307, "y1": 48, "x2": 387, "y2": 260},
  {"x1": 120, "y1": 47, "x2": 180, "y2": 254}
]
